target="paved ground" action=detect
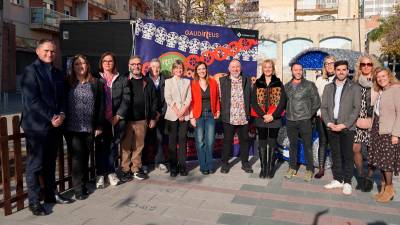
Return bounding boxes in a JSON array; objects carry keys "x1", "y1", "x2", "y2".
[{"x1": 1, "y1": 158, "x2": 399, "y2": 225}]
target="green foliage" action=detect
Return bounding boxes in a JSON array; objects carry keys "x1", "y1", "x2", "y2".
[{"x1": 369, "y1": 4, "x2": 400, "y2": 55}]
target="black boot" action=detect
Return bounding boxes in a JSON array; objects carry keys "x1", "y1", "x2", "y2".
[
  {"x1": 258, "y1": 146, "x2": 267, "y2": 178},
  {"x1": 266, "y1": 142, "x2": 276, "y2": 179},
  {"x1": 363, "y1": 176, "x2": 373, "y2": 192},
  {"x1": 314, "y1": 145, "x2": 326, "y2": 179},
  {"x1": 356, "y1": 176, "x2": 365, "y2": 190}
]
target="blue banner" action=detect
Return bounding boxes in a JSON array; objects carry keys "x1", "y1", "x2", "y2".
[{"x1": 134, "y1": 18, "x2": 258, "y2": 78}]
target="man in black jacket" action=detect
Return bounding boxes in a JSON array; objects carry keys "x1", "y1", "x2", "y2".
[
  {"x1": 120, "y1": 56, "x2": 158, "y2": 181},
  {"x1": 21, "y1": 39, "x2": 73, "y2": 216},
  {"x1": 284, "y1": 62, "x2": 320, "y2": 182},
  {"x1": 144, "y1": 58, "x2": 168, "y2": 171},
  {"x1": 219, "y1": 59, "x2": 253, "y2": 174}
]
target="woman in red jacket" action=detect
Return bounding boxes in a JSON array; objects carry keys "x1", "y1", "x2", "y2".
[{"x1": 190, "y1": 62, "x2": 220, "y2": 174}]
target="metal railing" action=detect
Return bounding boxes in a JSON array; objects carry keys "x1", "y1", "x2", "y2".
[
  {"x1": 30, "y1": 7, "x2": 79, "y2": 29},
  {"x1": 88, "y1": 0, "x2": 117, "y2": 14},
  {"x1": 296, "y1": 2, "x2": 338, "y2": 11}
]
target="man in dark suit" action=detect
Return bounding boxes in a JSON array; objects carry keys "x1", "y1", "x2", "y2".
[{"x1": 21, "y1": 39, "x2": 73, "y2": 216}]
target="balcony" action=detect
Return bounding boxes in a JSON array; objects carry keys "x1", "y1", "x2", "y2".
[
  {"x1": 295, "y1": 2, "x2": 338, "y2": 15},
  {"x1": 30, "y1": 7, "x2": 79, "y2": 32},
  {"x1": 88, "y1": 0, "x2": 117, "y2": 14}
]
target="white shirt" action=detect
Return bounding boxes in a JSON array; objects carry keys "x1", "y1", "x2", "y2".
[
  {"x1": 334, "y1": 83, "x2": 344, "y2": 119},
  {"x1": 374, "y1": 91, "x2": 382, "y2": 116}
]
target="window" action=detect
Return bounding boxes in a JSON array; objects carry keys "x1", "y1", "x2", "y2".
[
  {"x1": 43, "y1": 0, "x2": 55, "y2": 10},
  {"x1": 317, "y1": 15, "x2": 335, "y2": 20},
  {"x1": 10, "y1": 0, "x2": 23, "y2": 6},
  {"x1": 64, "y1": 6, "x2": 72, "y2": 16}
]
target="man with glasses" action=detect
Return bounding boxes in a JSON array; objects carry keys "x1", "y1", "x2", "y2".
[{"x1": 119, "y1": 55, "x2": 158, "y2": 182}]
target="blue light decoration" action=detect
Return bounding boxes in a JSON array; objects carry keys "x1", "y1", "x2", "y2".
[
  {"x1": 297, "y1": 51, "x2": 328, "y2": 70},
  {"x1": 289, "y1": 47, "x2": 362, "y2": 73}
]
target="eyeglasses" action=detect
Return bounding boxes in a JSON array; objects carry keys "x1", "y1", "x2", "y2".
[
  {"x1": 360, "y1": 63, "x2": 373, "y2": 67},
  {"x1": 102, "y1": 60, "x2": 114, "y2": 64},
  {"x1": 129, "y1": 63, "x2": 141, "y2": 66},
  {"x1": 324, "y1": 62, "x2": 334, "y2": 66}
]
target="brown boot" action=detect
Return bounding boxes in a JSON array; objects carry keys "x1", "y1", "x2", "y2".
[
  {"x1": 373, "y1": 182, "x2": 385, "y2": 200},
  {"x1": 376, "y1": 184, "x2": 395, "y2": 203}
]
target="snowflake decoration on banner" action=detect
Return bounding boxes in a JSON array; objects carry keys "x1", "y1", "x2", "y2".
[
  {"x1": 249, "y1": 46, "x2": 258, "y2": 61},
  {"x1": 154, "y1": 27, "x2": 168, "y2": 45},
  {"x1": 188, "y1": 38, "x2": 201, "y2": 54},
  {"x1": 177, "y1": 35, "x2": 189, "y2": 52},
  {"x1": 241, "y1": 50, "x2": 251, "y2": 61},
  {"x1": 135, "y1": 18, "x2": 143, "y2": 36},
  {"x1": 166, "y1": 32, "x2": 179, "y2": 48},
  {"x1": 200, "y1": 41, "x2": 211, "y2": 54},
  {"x1": 142, "y1": 23, "x2": 156, "y2": 40}
]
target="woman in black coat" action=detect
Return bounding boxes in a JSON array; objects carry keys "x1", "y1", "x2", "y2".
[{"x1": 251, "y1": 59, "x2": 286, "y2": 179}]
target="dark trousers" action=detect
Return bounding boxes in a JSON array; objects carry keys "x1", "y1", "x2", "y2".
[
  {"x1": 65, "y1": 131, "x2": 92, "y2": 194},
  {"x1": 257, "y1": 127, "x2": 279, "y2": 147},
  {"x1": 315, "y1": 116, "x2": 329, "y2": 167},
  {"x1": 222, "y1": 123, "x2": 249, "y2": 165},
  {"x1": 167, "y1": 120, "x2": 188, "y2": 172},
  {"x1": 95, "y1": 120, "x2": 124, "y2": 175},
  {"x1": 286, "y1": 119, "x2": 314, "y2": 171},
  {"x1": 328, "y1": 129, "x2": 355, "y2": 184},
  {"x1": 144, "y1": 119, "x2": 166, "y2": 165},
  {"x1": 25, "y1": 129, "x2": 59, "y2": 204}
]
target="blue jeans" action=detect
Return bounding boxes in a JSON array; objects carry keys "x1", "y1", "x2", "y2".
[{"x1": 195, "y1": 111, "x2": 216, "y2": 172}]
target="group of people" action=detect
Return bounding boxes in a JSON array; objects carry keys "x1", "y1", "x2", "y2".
[{"x1": 20, "y1": 39, "x2": 399, "y2": 216}]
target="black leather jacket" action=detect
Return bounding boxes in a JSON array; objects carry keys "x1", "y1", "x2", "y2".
[{"x1": 284, "y1": 78, "x2": 320, "y2": 121}]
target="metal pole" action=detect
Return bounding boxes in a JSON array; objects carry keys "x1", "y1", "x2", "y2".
[
  {"x1": 152, "y1": 0, "x2": 155, "y2": 19},
  {"x1": 358, "y1": 0, "x2": 362, "y2": 51},
  {"x1": 0, "y1": 2, "x2": 3, "y2": 98}
]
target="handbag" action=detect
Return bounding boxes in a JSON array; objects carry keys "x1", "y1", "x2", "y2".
[{"x1": 356, "y1": 117, "x2": 372, "y2": 129}]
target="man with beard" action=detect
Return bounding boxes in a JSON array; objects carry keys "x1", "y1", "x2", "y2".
[
  {"x1": 321, "y1": 60, "x2": 361, "y2": 195},
  {"x1": 284, "y1": 62, "x2": 320, "y2": 182},
  {"x1": 219, "y1": 59, "x2": 253, "y2": 174}
]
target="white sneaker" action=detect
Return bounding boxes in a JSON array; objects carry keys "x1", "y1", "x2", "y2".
[
  {"x1": 324, "y1": 180, "x2": 344, "y2": 189},
  {"x1": 108, "y1": 173, "x2": 121, "y2": 186},
  {"x1": 96, "y1": 176, "x2": 105, "y2": 189},
  {"x1": 342, "y1": 183, "x2": 352, "y2": 195},
  {"x1": 158, "y1": 163, "x2": 167, "y2": 171}
]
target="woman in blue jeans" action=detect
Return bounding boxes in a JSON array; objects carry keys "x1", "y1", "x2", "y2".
[{"x1": 190, "y1": 62, "x2": 220, "y2": 174}]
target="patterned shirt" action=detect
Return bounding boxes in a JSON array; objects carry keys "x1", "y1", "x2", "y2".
[
  {"x1": 66, "y1": 82, "x2": 94, "y2": 132},
  {"x1": 230, "y1": 77, "x2": 248, "y2": 125}
]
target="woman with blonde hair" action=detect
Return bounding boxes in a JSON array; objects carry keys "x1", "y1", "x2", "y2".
[
  {"x1": 368, "y1": 67, "x2": 400, "y2": 202},
  {"x1": 353, "y1": 54, "x2": 380, "y2": 192},
  {"x1": 164, "y1": 60, "x2": 192, "y2": 177},
  {"x1": 314, "y1": 55, "x2": 336, "y2": 178},
  {"x1": 251, "y1": 59, "x2": 286, "y2": 178}
]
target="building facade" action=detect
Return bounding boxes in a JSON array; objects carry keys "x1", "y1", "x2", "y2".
[
  {"x1": 0, "y1": 0, "x2": 147, "y2": 93},
  {"x1": 233, "y1": 0, "x2": 382, "y2": 81},
  {"x1": 363, "y1": 0, "x2": 399, "y2": 18}
]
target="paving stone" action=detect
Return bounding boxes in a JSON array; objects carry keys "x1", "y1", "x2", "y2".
[
  {"x1": 162, "y1": 206, "x2": 220, "y2": 223},
  {"x1": 199, "y1": 200, "x2": 256, "y2": 216},
  {"x1": 217, "y1": 213, "x2": 299, "y2": 225},
  {"x1": 148, "y1": 194, "x2": 204, "y2": 208}
]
